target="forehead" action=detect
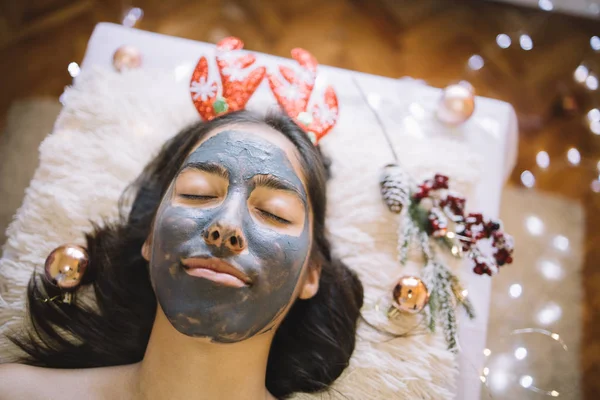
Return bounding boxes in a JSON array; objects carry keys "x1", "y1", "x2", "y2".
[{"x1": 188, "y1": 124, "x2": 307, "y2": 183}]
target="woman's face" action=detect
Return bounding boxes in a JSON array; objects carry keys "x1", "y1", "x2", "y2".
[{"x1": 145, "y1": 125, "x2": 314, "y2": 343}]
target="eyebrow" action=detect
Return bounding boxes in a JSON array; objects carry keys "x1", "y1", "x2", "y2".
[
  {"x1": 252, "y1": 174, "x2": 304, "y2": 199},
  {"x1": 180, "y1": 162, "x2": 229, "y2": 179}
]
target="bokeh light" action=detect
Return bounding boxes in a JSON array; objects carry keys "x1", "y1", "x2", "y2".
[
  {"x1": 552, "y1": 235, "x2": 570, "y2": 252},
  {"x1": 538, "y1": 259, "x2": 564, "y2": 280},
  {"x1": 67, "y1": 62, "x2": 80, "y2": 78},
  {"x1": 521, "y1": 170, "x2": 535, "y2": 188},
  {"x1": 537, "y1": 302, "x2": 562, "y2": 325},
  {"x1": 519, "y1": 34, "x2": 534, "y2": 51},
  {"x1": 514, "y1": 347, "x2": 528, "y2": 360},
  {"x1": 526, "y1": 215, "x2": 544, "y2": 235},
  {"x1": 574, "y1": 64, "x2": 589, "y2": 83},
  {"x1": 520, "y1": 375, "x2": 533, "y2": 388},
  {"x1": 592, "y1": 36, "x2": 600, "y2": 51},
  {"x1": 567, "y1": 148, "x2": 581, "y2": 165},
  {"x1": 496, "y1": 34, "x2": 511, "y2": 49},
  {"x1": 586, "y1": 74, "x2": 599, "y2": 91},
  {"x1": 509, "y1": 283, "x2": 523, "y2": 298},
  {"x1": 468, "y1": 54, "x2": 485, "y2": 71},
  {"x1": 536, "y1": 151, "x2": 550, "y2": 168},
  {"x1": 538, "y1": 0, "x2": 554, "y2": 11}
]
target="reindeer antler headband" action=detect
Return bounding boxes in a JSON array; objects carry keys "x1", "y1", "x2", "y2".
[{"x1": 189, "y1": 37, "x2": 339, "y2": 145}]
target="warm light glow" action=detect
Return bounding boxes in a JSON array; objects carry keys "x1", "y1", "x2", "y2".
[
  {"x1": 538, "y1": 0, "x2": 554, "y2": 11},
  {"x1": 461, "y1": 289, "x2": 469, "y2": 297},
  {"x1": 536, "y1": 151, "x2": 550, "y2": 168},
  {"x1": 67, "y1": 62, "x2": 80, "y2": 78},
  {"x1": 480, "y1": 376, "x2": 487, "y2": 383},
  {"x1": 552, "y1": 235, "x2": 569, "y2": 252},
  {"x1": 537, "y1": 302, "x2": 562, "y2": 325},
  {"x1": 509, "y1": 283, "x2": 522, "y2": 298},
  {"x1": 446, "y1": 232, "x2": 456, "y2": 239},
  {"x1": 451, "y1": 246, "x2": 460, "y2": 256},
  {"x1": 538, "y1": 259, "x2": 564, "y2": 280},
  {"x1": 468, "y1": 54, "x2": 485, "y2": 71},
  {"x1": 592, "y1": 179, "x2": 600, "y2": 193},
  {"x1": 514, "y1": 347, "x2": 528, "y2": 360},
  {"x1": 483, "y1": 348, "x2": 491, "y2": 356},
  {"x1": 574, "y1": 64, "x2": 589, "y2": 83},
  {"x1": 586, "y1": 74, "x2": 599, "y2": 91},
  {"x1": 567, "y1": 148, "x2": 581, "y2": 165},
  {"x1": 551, "y1": 333, "x2": 560, "y2": 340},
  {"x1": 519, "y1": 34, "x2": 533, "y2": 51},
  {"x1": 520, "y1": 170, "x2": 535, "y2": 188},
  {"x1": 520, "y1": 375, "x2": 533, "y2": 388},
  {"x1": 550, "y1": 390, "x2": 560, "y2": 397},
  {"x1": 525, "y1": 215, "x2": 544, "y2": 236},
  {"x1": 483, "y1": 367, "x2": 489, "y2": 376},
  {"x1": 496, "y1": 34, "x2": 511, "y2": 49},
  {"x1": 591, "y1": 36, "x2": 600, "y2": 51}
]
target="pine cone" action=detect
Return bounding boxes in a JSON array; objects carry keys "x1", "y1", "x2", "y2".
[{"x1": 380, "y1": 163, "x2": 411, "y2": 213}]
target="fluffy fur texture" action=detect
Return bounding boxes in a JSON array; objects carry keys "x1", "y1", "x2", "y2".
[{"x1": 0, "y1": 67, "x2": 482, "y2": 398}]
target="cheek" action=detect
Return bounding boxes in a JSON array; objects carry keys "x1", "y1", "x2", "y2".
[{"x1": 155, "y1": 206, "x2": 205, "y2": 250}]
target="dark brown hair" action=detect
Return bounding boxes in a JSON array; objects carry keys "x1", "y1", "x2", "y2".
[{"x1": 7, "y1": 110, "x2": 364, "y2": 399}]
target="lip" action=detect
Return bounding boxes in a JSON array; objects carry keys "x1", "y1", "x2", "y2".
[{"x1": 181, "y1": 257, "x2": 252, "y2": 288}]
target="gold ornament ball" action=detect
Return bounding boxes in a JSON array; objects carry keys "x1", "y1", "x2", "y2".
[
  {"x1": 392, "y1": 276, "x2": 430, "y2": 314},
  {"x1": 113, "y1": 45, "x2": 143, "y2": 72},
  {"x1": 44, "y1": 244, "x2": 89, "y2": 290},
  {"x1": 437, "y1": 81, "x2": 476, "y2": 126}
]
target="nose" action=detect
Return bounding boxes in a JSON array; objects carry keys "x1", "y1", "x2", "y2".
[{"x1": 203, "y1": 222, "x2": 246, "y2": 254}]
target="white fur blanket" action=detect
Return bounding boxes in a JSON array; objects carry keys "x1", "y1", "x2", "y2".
[{"x1": 0, "y1": 67, "x2": 482, "y2": 399}]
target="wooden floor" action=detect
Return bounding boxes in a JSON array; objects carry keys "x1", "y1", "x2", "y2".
[{"x1": 1, "y1": 0, "x2": 599, "y2": 397}]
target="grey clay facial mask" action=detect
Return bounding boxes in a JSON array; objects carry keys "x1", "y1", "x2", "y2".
[{"x1": 149, "y1": 130, "x2": 311, "y2": 342}]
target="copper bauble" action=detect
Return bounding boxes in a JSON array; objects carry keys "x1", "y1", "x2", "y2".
[
  {"x1": 436, "y1": 81, "x2": 475, "y2": 126},
  {"x1": 44, "y1": 244, "x2": 89, "y2": 290},
  {"x1": 113, "y1": 45, "x2": 143, "y2": 72},
  {"x1": 391, "y1": 276, "x2": 430, "y2": 314}
]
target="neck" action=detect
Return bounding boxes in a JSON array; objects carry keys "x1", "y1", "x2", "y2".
[{"x1": 133, "y1": 306, "x2": 275, "y2": 400}]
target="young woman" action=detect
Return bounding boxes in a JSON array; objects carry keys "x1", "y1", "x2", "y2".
[{"x1": 0, "y1": 111, "x2": 364, "y2": 400}]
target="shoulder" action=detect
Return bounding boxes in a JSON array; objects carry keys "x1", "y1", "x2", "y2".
[
  {"x1": 0, "y1": 362, "x2": 138, "y2": 400},
  {"x1": 0, "y1": 363, "x2": 47, "y2": 399}
]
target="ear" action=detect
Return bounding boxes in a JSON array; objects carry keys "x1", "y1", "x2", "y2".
[
  {"x1": 299, "y1": 261, "x2": 321, "y2": 300},
  {"x1": 142, "y1": 234, "x2": 152, "y2": 261}
]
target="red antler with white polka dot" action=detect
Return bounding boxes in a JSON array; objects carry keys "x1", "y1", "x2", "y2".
[
  {"x1": 268, "y1": 48, "x2": 339, "y2": 144},
  {"x1": 190, "y1": 37, "x2": 266, "y2": 121}
]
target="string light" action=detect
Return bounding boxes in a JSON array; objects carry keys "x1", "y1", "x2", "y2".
[
  {"x1": 591, "y1": 121, "x2": 600, "y2": 135},
  {"x1": 122, "y1": 7, "x2": 144, "y2": 27},
  {"x1": 592, "y1": 36, "x2": 600, "y2": 51},
  {"x1": 520, "y1": 375, "x2": 533, "y2": 388},
  {"x1": 509, "y1": 283, "x2": 522, "y2": 298},
  {"x1": 483, "y1": 348, "x2": 491, "y2": 356},
  {"x1": 536, "y1": 151, "x2": 550, "y2": 168},
  {"x1": 538, "y1": 0, "x2": 554, "y2": 11},
  {"x1": 552, "y1": 235, "x2": 570, "y2": 252},
  {"x1": 592, "y1": 179, "x2": 600, "y2": 193},
  {"x1": 525, "y1": 215, "x2": 544, "y2": 236},
  {"x1": 574, "y1": 64, "x2": 589, "y2": 83},
  {"x1": 520, "y1": 170, "x2": 535, "y2": 188},
  {"x1": 483, "y1": 367, "x2": 489, "y2": 376},
  {"x1": 496, "y1": 34, "x2": 511, "y2": 49},
  {"x1": 588, "y1": 109, "x2": 600, "y2": 122},
  {"x1": 468, "y1": 54, "x2": 485, "y2": 71},
  {"x1": 514, "y1": 347, "x2": 528, "y2": 360},
  {"x1": 519, "y1": 34, "x2": 533, "y2": 51},
  {"x1": 567, "y1": 148, "x2": 581, "y2": 165},
  {"x1": 67, "y1": 62, "x2": 80, "y2": 78},
  {"x1": 586, "y1": 74, "x2": 599, "y2": 91}
]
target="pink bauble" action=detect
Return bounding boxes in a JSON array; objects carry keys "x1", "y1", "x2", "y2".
[
  {"x1": 113, "y1": 45, "x2": 143, "y2": 72},
  {"x1": 437, "y1": 82, "x2": 475, "y2": 126}
]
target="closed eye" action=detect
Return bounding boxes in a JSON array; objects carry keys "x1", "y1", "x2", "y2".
[
  {"x1": 257, "y1": 208, "x2": 291, "y2": 225},
  {"x1": 179, "y1": 194, "x2": 218, "y2": 201}
]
